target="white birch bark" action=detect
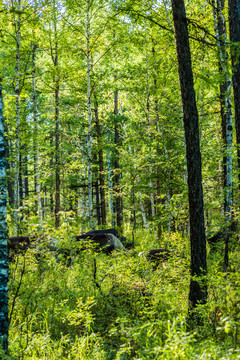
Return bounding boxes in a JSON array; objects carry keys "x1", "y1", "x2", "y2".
[
  {"x1": 156, "y1": 120, "x2": 173, "y2": 233},
  {"x1": 146, "y1": 63, "x2": 155, "y2": 220},
  {"x1": 32, "y1": 42, "x2": 42, "y2": 224},
  {"x1": 13, "y1": 0, "x2": 21, "y2": 234},
  {"x1": 0, "y1": 78, "x2": 9, "y2": 352},
  {"x1": 107, "y1": 148, "x2": 114, "y2": 227},
  {"x1": 32, "y1": 0, "x2": 42, "y2": 224},
  {"x1": 50, "y1": 0, "x2": 60, "y2": 228},
  {"x1": 128, "y1": 142, "x2": 149, "y2": 230},
  {"x1": 86, "y1": 0, "x2": 93, "y2": 228},
  {"x1": 139, "y1": 192, "x2": 149, "y2": 230}
]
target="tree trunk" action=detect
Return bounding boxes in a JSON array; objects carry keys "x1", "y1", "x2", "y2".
[
  {"x1": 171, "y1": 0, "x2": 207, "y2": 310},
  {"x1": 229, "y1": 0, "x2": 240, "y2": 197},
  {"x1": 212, "y1": 0, "x2": 233, "y2": 224},
  {"x1": 107, "y1": 147, "x2": 114, "y2": 227},
  {"x1": 32, "y1": 41, "x2": 42, "y2": 224},
  {"x1": 52, "y1": 1, "x2": 60, "y2": 228},
  {"x1": 113, "y1": 89, "x2": 123, "y2": 229},
  {"x1": 94, "y1": 94, "x2": 106, "y2": 225},
  {"x1": 14, "y1": 0, "x2": 21, "y2": 235},
  {"x1": 146, "y1": 64, "x2": 156, "y2": 226},
  {"x1": 95, "y1": 180, "x2": 101, "y2": 225},
  {"x1": 0, "y1": 79, "x2": 9, "y2": 352},
  {"x1": 139, "y1": 192, "x2": 149, "y2": 230},
  {"x1": 54, "y1": 79, "x2": 60, "y2": 228},
  {"x1": 5, "y1": 136, "x2": 14, "y2": 206},
  {"x1": 49, "y1": 133, "x2": 54, "y2": 215},
  {"x1": 86, "y1": 0, "x2": 93, "y2": 228},
  {"x1": 19, "y1": 149, "x2": 28, "y2": 208},
  {"x1": 212, "y1": 0, "x2": 233, "y2": 269},
  {"x1": 131, "y1": 175, "x2": 136, "y2": 237}
]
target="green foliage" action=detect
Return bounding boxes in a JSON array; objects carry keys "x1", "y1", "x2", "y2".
[
  {"x1": 2, "y1": 0, "x2": 240, "y2": 357},
  {"x1": 5, "y1": 229, "x2": 240, "y2": 359}
]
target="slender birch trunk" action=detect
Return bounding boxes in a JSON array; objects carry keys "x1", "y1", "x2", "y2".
[
  {"x1": 146, "y1": 53, "x2": 155, "y2": 222},
  {"x1": 137, "y1": 173, "x2": 149, "y2": 230},
  {"x1": 139, "y1": 192, "x2": 149, "y2": 230},
  {"x1": 13, "y1": 0, "x2": 21, "y2": 234},
  {"x1": 113, "y1": 89, "x2": 122, "y2": 229},
  {"x1": 32, "y1": 0, "x2": 42, "y2": 222},
  {"x1": 86, "y1": 0, "x2": 93, "y2": 228},
  {"x1": 5, "y1": 136, "x2": 14, "y2": 206},
  {"x1": 0, "y1": 78, "x2": 9, "y2": 352},
  {"x1": 32, "y1": 41, "x2": 42, "y2": 224},
  {"x1": 107, "y1": 147, "x2": 114, "y2": 227},
  {"x1": 54, "y1": 67, "x2": 60, "y2": 228},
  {"x1": 52, "y1": 1, "x2": 60, "y2": 228},
  {"x1": 131, "y1": 175, "x2": 136, "y2": 232}
]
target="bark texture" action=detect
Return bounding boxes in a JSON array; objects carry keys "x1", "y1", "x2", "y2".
[
  {"x1": 113, "y1": 89, "x2": 123, "y2": 229},
  {"x1": 171, "y1": 0, "x2": 207, "y2": 309},
  {"x1": 229, "y1": 0, "x2": 240, "y2": 193},
  {"x1": 94, "y1": 95, "x2": 106, "y2": 225},
  {"x1": 212, "y1": 0, "x2": 233, "y2": 224},
  {"x1": 0, "y1": 80, "x2": 9, "y2": 352},
  {"x1": 86, "y1": 0, "x2": 93, "y2": 227}
]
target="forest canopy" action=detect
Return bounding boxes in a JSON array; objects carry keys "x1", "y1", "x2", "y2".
[{"x1": 1, "y1": 0, "x2": 224, "y2": 234}]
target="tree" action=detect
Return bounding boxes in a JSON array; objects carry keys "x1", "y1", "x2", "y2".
[
  {"x1": 171, "y1": 0, "x2": 207, "y2": 310},
  {"x1": 113, "y1": 89, "x2": 123, "y2": 229},
  {"x1": 229, "y1": 0, "x2": 240, "y2": 196},
  {"x1": 93, "y1": 92, "x2": 106, "y2": 225},
  {"x1": 86, "y1": 0, "x2": 94, "y2": 228},
  {"x1": 212, "y1": 0, "x2": 233, "y2": 269},
  {"x1": 31, "y1": 0, "x2": 42, "y2": 224},
  {"x1": 212, "y1": 0, "x2": 233, "y2": 220},
  {"x1": 13, "y1": 0, "x2": 22, "y2": 234},
  {"x1": 0, "y1": 78, "x2": 9, "y2": 352}
]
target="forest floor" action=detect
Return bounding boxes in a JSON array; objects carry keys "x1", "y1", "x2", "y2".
[{"x1": 5, "y1": 229, "x2": 240, "y2": 359}]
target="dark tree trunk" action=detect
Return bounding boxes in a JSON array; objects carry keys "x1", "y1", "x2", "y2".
[
  {"x1": 94, "y1": 94, "x2": 106, "y2": 225},
  {"x1": 19, "y1": 152, "x2": 23, "y2": 206},
  {"x1": 23, "y1": 155, "x2": 29, "y2": 199},
  {"x1": 0, "y1": 80, "x2": 9, "y2": 352},
  {"x1": 49, "y1": 133, "x2": 54, "y2": 215},
  {"x1": 215, "y1": 0, "x2": 232, "y2": 214},
  {"x1": 95, "y1": 180, "x2": 101, "y2": 226},
  {"x1": 229, "y1": 0, "x2": 240, "y2": 192},
  {"x1": 4, "y1": 132, "x2": 14, "y2": 207},
  {"x1": 52, "y1": 7, "x2": 60, "y2": 229},
  {"x1": 19, "y1": 151, "x2": 28, "y2": 206},
  {"x1": 113, "y1": 89, "x2": 123, "y2": 229},
  {"x1": 171, "y1": 0, "x2": 207, "y2": 310},
  {"x1": 131, "y1": 175, "x2": 136, "y2": 247},
  {"x1": 152, "y1": 42, "x2": 162, "y2": 238},
  {"x1": 213, "y1": 0, "x2": 233, "y2": 270},
  {"x1": 54, "y1": 81, "x2": 60, "y2": 228},
  {"x1": 32, "y1": 40, "x2": 42, "y2": 224},
  {"x1": 156, "y1": 168, "x2": 162, "y2": 239}
]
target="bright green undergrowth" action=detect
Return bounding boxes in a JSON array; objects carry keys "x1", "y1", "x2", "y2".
[{"x1": 5, "y1": 229, "x2": 240, "y2": 359}]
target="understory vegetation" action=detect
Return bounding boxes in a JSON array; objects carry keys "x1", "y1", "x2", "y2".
[{"x1": 5, "y1": 227, "x2": 240, "y2": 360}]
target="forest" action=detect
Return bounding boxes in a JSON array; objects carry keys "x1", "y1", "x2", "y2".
[{"x1": 0, "y1": 0, "x2": 240, "y2": 358}]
